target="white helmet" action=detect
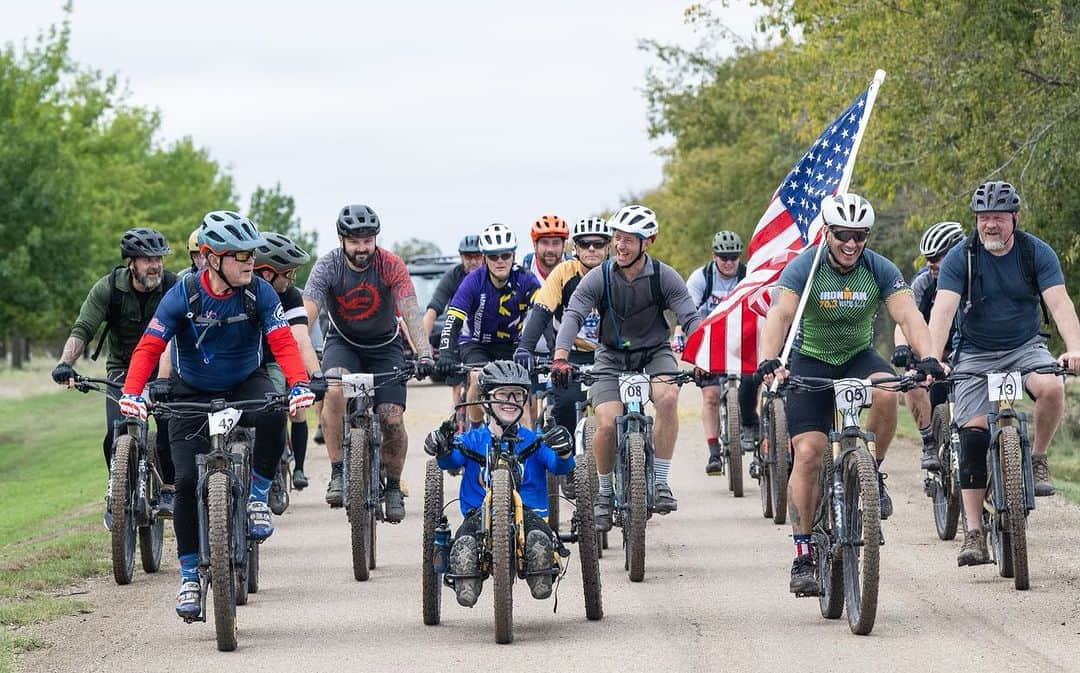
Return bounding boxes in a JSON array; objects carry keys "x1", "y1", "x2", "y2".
[
  {"x1": 919, "y1": 221, "x2": 965, "y2": 258},
  {"x1": 572, "y1": 216, "x2": 611, "y2": 241},
  {"x1": 609, "y1": 205, "x2": 659, "y2": 238},
  {"x1": 479, "y1": 223, "x2": 517, "y2": 253},
  {"x1": 821, "y1": 193, "x2": 875, "y2": 230}
]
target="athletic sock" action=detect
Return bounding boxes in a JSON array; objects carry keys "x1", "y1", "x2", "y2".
[
  {"x1": 179, "y1": 553, "x2": 199, "y2": 583},
  {"x1": 654, "y1": 458, "x2": 672, "y2": 487},
  {"x1": 291, "y1": 421, "x2": 308, "y2": 470},
  {"x1": 919, "y1": 424, "x2": 934, "y2": 448},
  {"x1": 250, "y1": 470, "x2": 272, "y2": 503},
  {"x1": 793, "y1": 534, "x2": 812, "y2": 558},
  {"x1": 385, "y1": 476, "x2": 400, "y2": 491},
  {"x1": 597, "y1": 472, "x2": 613, "y2": 496},
  {"x1": 707, "y1": 437, "x2": 720, "y2": 451},
  {"x1": 331, "y1": 460, "x2": 343, "y2": 474}
]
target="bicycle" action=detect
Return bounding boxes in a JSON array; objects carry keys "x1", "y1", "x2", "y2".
[
  {"x1": 327, "y1": 362, "x2": 417, "y2": 582},
  {"x1": 72, "y1": 375, "x2": 165, "y2": 585},
  {"x1": 421, "y1": 399, "x2": 602, "y2": 642},
  {"x1": 781, "y1": 372, "x2": 919, "y2": 635},
  {"x1": 752, "y1": 383, "x2": 790, "y2": 524},
  {"x1": 153, "y1": 393, "x2": 288, "y2": 652},
  {"x1": 717, "y1": 374, "x2": 744, "y2": 497},
  {"x1": 946, "y1": 364, "x2": 1071, "y2": 590},
  {"x1": 922, "y1": 381, "x2": 961, "y2": 541},
  {"x1": 268, "y1": 441, "x2": 292, "y2": 516}
]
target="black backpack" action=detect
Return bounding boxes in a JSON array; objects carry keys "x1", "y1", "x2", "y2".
[
  {"x1": 696, "y1": 261, "x2": 747, "y2": 312},
  {"x1": 90, "y1": 267, "x2": 178, "y2": 361},
  {"x1": 597, "y1": 257, "x2": 667, "y2": 350},
  {"x1": 182, "y1": 272, "x2": 260, "y2": 333},
  {"x1": 960, "y1": 229, "x2": 1049, "y2": 329}
]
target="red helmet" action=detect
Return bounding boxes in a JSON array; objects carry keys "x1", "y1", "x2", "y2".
[{"x1": 530, "y1": 215, "x2": 569, "y2": 242}]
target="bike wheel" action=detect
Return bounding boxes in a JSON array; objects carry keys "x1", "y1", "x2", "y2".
[
  {"x1": 930, "y1": 404, "x2": 960, "y2": 540},
  {"x1": 999, "y1": 427, "x2": 1029, "y2": 590},
  {"x1": 575, "y1": 450, "x2": 603, "y2": 621},
  {"x1": 547, "y1": 473, "x2": 561, "y2": 534},
  {"x1": 110, "y1": 435, "x2": 137, "y2": 585},
  {"x1": 817, "y1": 457, "x2": 843, "y2": 619},
  {"x1": 138, "y1": 518, "x2": 164, "y2": 574},
  {"x1": 580, "y1": 417, "x2": 604, "y2": 558},
  {"x1": 724, "y1": 388, "x2": 743, "y2": 497},
  {"x1": 247, "y1": 541, "x2": 260, "y2": 594},
  {"x1": 492, "y1": 467, "x2": 515, "y2": 644},
  {"x1": 841, "y1": 446, "x2": 881, "y2": 635},
  {"x1": 767, "y1": 398, "x2": 789, "y2": 525},
  {"x1": 208, "y1": 472, "x2": 237, "y2": 652},
  {"x1": 626, "y1": 433, "x2": 648, "y2": 583},
  {"x1": 422, "y1": 459, "x2": 444, "y2": 626},
  {"x1": 348, "y1": 426, "x2": 372, "y2": 582}
]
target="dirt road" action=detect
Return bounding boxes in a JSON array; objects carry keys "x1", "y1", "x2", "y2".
[{"x1": 17, "y1": 382, "x2": 1080, "y2": 673}]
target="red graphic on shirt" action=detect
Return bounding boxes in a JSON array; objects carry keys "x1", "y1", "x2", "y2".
[{"x1": 336, "y1": 281, "x2": 382, "y2": 321}]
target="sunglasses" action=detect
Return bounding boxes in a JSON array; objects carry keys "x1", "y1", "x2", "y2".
[
  {"x1": 830, "y1": 229, "x2": 869, "y2": 244},
  {"x1": 225, "y1": 250, "x2": 255, "y2": 262},
  {"x1": 714, "y1": 253, "x2": 739, "y2": 262},
  {"x1": 491, "y1": 389, "x2": 526, "y2": 404},
  {"x1": 486, "y1": 252, "x2": 514, "y2": 262},
  {"x1": 575, "y1": 238, "x2": 609, "y2": 250},
  {"x1": 925, "y1": 254, "x2": 944, "y2": 264}
]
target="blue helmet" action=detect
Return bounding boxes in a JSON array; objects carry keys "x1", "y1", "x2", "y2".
[{"x1": 199, "y1": 210, "x2": 265, "y2": 254}]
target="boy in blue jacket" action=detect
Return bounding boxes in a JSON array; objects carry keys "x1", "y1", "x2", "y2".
[{"x1": 425, "y1": 360, "x2": 574, "y2": 607}]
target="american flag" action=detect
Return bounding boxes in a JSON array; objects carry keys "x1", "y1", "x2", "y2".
[{"x1": 683, "y1": 72, "x2": 884, "y2": 373}]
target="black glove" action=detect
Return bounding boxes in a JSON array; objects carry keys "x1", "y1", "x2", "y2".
[
  {"x1": 756, "y1": 358, "x2": 782, "y2": 379},
  {"x1": 51, "y1": 362, "x2": 74, "y2": 385},
  {"x1": 891, "y1": 345, "x2": 915, "y2": 368},
  {"x1": 424, "y1": 420, "x2": 455, "y2": 458},
  {"x1": 549, "y1": 358, "x2": 573, "y2": 389},
  {"x1": 308, "y1": 372, "x2": 328, "y2": 401},
  {"x1": 693, "y1": 367, "x2": 711, "y2": 385},
  {"x1": 914, "y1": 357, "x2": 946, "y2": 381},
  {"x1": 146, "y1": 378, "x2": 173, "y2": 403},
  {"x1": 436, "y1": 350, "x2": 460, "y2": 377},
  {"x1": 544, "y1": 425, "x2": 574, "y2": 458},
  {"x1": 415, "y1": 355, "x2": 435, "y2": 380},
  {"x1": 512, "y1": 347, "x2": 533, "y2": 371}
]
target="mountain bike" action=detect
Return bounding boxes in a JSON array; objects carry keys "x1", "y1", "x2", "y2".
[
  {"x1": 922, "y1": 382, "x2": 960, "y2": 541},
  {"x1": 73, "y1": 375, "x2": 166, "y2": 585},
  {"x1": 752, "y1": 382, "x2": 790, "y2": 524},
  {"x1": 154, "y1": 393, "x2": 288, "y2": 652},
  {"x1": 718, "y1": 374, "x2": 744, "y2": 497},
  {"x1": 782, "y1": 372, "x2": 918, "y2": 635},
  {"x1": 327, "y1": 362, "x2": 417, "y2": 582}
]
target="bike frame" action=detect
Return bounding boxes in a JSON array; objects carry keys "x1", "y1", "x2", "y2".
[
  {"x1": 612, "y1": 373, "x2": 656, "y2": 521},
  {"x1": 339, "y1": 374, "x2": 384, "y2": 517}
]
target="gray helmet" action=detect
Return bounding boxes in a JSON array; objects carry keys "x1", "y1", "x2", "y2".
[
  {"x1": 712, "y1": 231, "x2": 742, "y2": 254},
  {"x1": 255, "y1": 232, "x2": 311, "y2": 272},
  {"x1": 478, "y1": 360, "x2": 530, "y2": 395},
  {"x1": 199, "y1": 210, "x2": 264, "y2": 254},
  {"x1": 121, "y1": 228, "x2": 170, "y2": 259},
  {"x1": 337, "y1": 204, "x2": 381, "y2": 237},
  {"x1": 919, "y1": 221, "x2": 965, "y2": 258},
  {"x1": 458, "y1": 235, "x2": 482, "y2": 254},
  {"x1": 970, "y1": 181, "x2": 1020, "y2": 213}
]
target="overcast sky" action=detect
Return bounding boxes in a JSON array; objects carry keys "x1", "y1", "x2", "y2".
[{"x1": 3, "y1": 1, "x2": 762, "y2": 255}]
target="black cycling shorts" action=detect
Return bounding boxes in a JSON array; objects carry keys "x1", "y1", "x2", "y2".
[
  {"x1": 322, "y1": 334, "x2": 407, "y2": 409},
  {"x1": 460, "y1": 342, "x2": 516, "y2": 367},
  {"x1": 785, "y1": 348, "x2": 894, "y2": 437}
]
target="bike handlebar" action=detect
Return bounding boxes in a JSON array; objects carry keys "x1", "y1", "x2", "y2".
[
  {"x1": 781, "y1": 373, "x2": 922, "y2": 394},
  {"x1": 152, "y1": 394, "x2": 289, "y2": 419},
  {"x1": 944, "y1": 363, "x2": 1074, "y2": 382}
]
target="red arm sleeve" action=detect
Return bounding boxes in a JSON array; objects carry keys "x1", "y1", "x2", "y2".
[
  {"x1": 121, "y1": 334, "x2": 169, "y2": 395},
  {"x1": 266, "y1": 326, "x2": 309, "y2": 388}
]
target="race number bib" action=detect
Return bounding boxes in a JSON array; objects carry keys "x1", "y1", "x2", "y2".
[
  {"x1": 341, "y1": 373, "x2": 376, "y2": 399},
  {"x1": 987, "y1": 371, "x2": 1023, "y2": 402},
  {"x1": 208, "y1": 408, "x2": 242, "y2": 438},
  {"x1": 833, "y1": 378, "x2": 872, "y2": 413},
  {"x1": 619, "y1": 373, "x2": 651, "y2": 406}
]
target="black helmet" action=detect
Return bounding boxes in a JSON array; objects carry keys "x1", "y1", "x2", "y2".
[
  {"x1": 458, "y1": 235, "x2": 482, "y2": 254},
  {"x1": 337, "y1": 204, "x2": 381, "y2": 237},
  {"x1": 255, "y1": 232, "x2": 311, "y2": 272},
  {"x1": 970, "y1": 181, "x2": 1020, "y2": 213},
  {"x1": 121, "y1": 228, "x2": 170, "y2": 259},
  {"x1": 478, "y1": 360, "x2": 530, "y2": 395}
]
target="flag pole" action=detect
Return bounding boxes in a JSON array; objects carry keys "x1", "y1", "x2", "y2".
[{"x1": 775, "y1": 69, "x2": 886, "y2": 375}]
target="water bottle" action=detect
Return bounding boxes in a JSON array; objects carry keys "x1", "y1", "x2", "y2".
[{"x1": 432, "y1": 517, "x2": 451, "y2": 574}]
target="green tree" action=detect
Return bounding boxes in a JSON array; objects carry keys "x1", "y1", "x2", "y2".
[
  {"x1": 248, "y1": 182, "x2": 317, "y2": 285},
  {"x1": 390, "y1": 238, "x2": 442, "y2": 261}
]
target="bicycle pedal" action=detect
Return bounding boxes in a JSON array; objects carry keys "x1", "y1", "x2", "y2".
[{"x1": 794, "y1": 590, "x2": 820, "y2": 598}]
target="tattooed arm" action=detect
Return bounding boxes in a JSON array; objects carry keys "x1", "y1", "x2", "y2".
[
  {"x1": 58, "y1": 336, "x2": 86, "y2": 366},
  {"x1": 399, "y1": 295, "x2": 432, "y2": 359}
]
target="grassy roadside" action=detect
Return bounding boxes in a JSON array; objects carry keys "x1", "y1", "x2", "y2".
[{"x1": 0, "y1": 388, "x2": 109, "y2": 673}]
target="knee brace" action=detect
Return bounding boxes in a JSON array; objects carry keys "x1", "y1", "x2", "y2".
[{"x1": 958, "y1": 427, "x2": 990, "y2": 490}]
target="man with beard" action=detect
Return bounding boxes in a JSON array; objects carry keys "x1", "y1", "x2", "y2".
[
  {"x1": 303, "y1": 204, "x2": 434, "y2": 519},
  {"x1": 52, "y1": 228, "x2": 179, "y2": 524}
]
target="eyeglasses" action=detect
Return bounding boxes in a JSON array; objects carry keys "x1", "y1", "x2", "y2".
[
  {"x1": 486, "y1": 252, "x2": 514, "y2": 262},
  {"x1": 830, "y1": 229, "x2": 869, "y2": 244},
  {"x1": 225, "y1": 250, "x2": 255, "y2": 262},
  {"x1": 714, "y1": 253, "x2": 739, "y2": 262},
  {"x1": 575, "y1": 238, "x2": 609, "y2": 250},
  {"x1": 279, "y1": 268, "x2": 298, "y2": 281},
  {"x1": 490, "y1": 389, "x2": 526, "y2": 404}
]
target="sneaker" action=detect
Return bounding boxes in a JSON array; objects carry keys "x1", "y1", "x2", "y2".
[
  {"x1": 325, "y1": 467, "x2": 344, "y2": 507},
  {"x1": 450, "y1": 535, "x2": 482, "y2": 607},
  {"x1": 247, "y1": 500, "x2": 274, "y2": 541},
  {"x1": 877, "y1": 472, "x2": 892, "y2": 520},
  {"x1": 789, "y1": 554, "x2": 818, "y2": 595},
  {"x1": 524, "y1": 529, "x2": 554, "y2": 599},
  {"x1": 654, "y1": 484, "x2": 678, "y2": 514},
  {"x1": 1032, "y1": 454, "x2": 1055, "y2": 497},
  {"x1": 705, "y1": 445, "x2": 724, "y2": 476},
  {"x1": 740, "y1": 425, "x2": 760, "y2": 454},
  {"x1": 920, "y1": 441, "x2": 941, "y2": 471},
  {"x1": 561, "y1": 471, "x2": 576, "y2": 501},
  {"x1": 593, "y1": 493, "x2": 613, "y2": 533},
  {"x1": 103, "y1": 477, "x2": 113, "y2": 531},
  {"x1": 176, "y1": 581, "x2": 202, "y2": 619},
  {"x1": 157, "y1": 487, "x2": 175, "y2": 519},
  {"x1": 313, "y1": 424, "x2": 325, "y2": 445},
  {"x1": 383, "y1": 486, "x2": 406, "y2": 523},
  {"x1": 292, "y1": 468, "x2": 309, "y2": 490},
  {"x1": 957, "y1": 528, "x2": 990, "y2": 566}
]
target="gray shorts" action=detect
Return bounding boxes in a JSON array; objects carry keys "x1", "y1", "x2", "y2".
[
  {"x1": 265, "y1": 362, "x2": 287, "y2": 394},
  {"x1": 589, "y1": 345, "x2": 680, "y2": 406},
  {"x1": 952, "y1": 336, "x2": 1056, "y2": 426}
]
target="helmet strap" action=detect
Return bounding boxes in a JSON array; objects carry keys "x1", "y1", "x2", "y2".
[
  {"x1": 618, "y1": 238, "x2": 646, "y2": 269},
  {"x1": 209, "y1": 254, "x2": 239, "y2": 293}
]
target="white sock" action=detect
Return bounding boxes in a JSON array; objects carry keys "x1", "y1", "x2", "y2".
[
  {"x1": 597, "y1": 472, "x2": 613, "y2": 496},
  {"x1": 654, "y1": 458, "x2": 672, "y2": 487}
]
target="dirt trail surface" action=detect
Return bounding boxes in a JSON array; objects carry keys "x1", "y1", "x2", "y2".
[{"x1": 17, "y1": 382, "x2": 1080, "y2": 673}]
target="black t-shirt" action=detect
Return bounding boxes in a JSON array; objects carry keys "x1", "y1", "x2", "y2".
[{"x1": 262, "y1": 285, "x2": 306, "y2": 365}]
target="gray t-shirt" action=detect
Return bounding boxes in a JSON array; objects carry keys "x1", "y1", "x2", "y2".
[
  {"x1": 556, "y1": 255, "x2": 701, "y2": 354},
  {"x1": 686, "y1": 263, "x2": 740, "y2": 319}
]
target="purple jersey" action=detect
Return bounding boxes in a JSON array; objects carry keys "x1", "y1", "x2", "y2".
[{"x1": 446, "y1": 266, "x2": 539, "y2": 345}]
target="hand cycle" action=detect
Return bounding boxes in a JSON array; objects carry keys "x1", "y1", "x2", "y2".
[
  {"x1": 72, "y1": 374, "x2": 166, "y2": 585},
  {"x1": 152, "y1": 392, "x2": 288, "y2": 652},
  {"x1": 569, "y1": 365, "x2": 608, "y2": 555},
  {"x1": 576, "y1": 367, "x2": 695, "y2": 583},
  {"x1": 781, "y1": 372, "x2": 920, "y2": 635},
  {"x1": 923, "y1": 379, "x2": 961, "y2": 540},
  {"x1": 752, "y1": 378, "x2": 791, "y2": 524},
  {"x1": 421, "y1": 399, "x2": 602, "y2": 642},
  {"x1": 946, "y1": 364, "x2": 1072, "y2": 590},
  {"x1": 326, "y1": 362, "x2": 418, "y2": 582}
]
